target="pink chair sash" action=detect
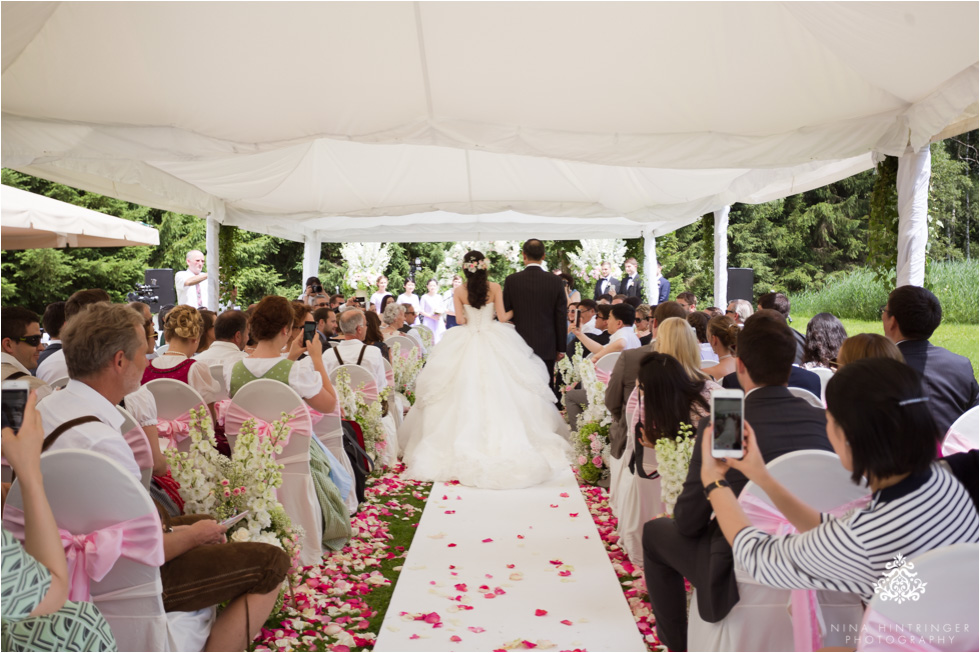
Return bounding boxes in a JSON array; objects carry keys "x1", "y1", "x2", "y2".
[
  {"x1": 385, "y1": 369, "x2": 395, "y2": 386},
  {"x1": 595, "y1": 367, "x2": 612, "y2": 384},
  {"x1": 155, "y1": 405, "x2": 206, "y2": 444},
  {"x1": 627, "y1": 388, "x2": 643, "y2": 431},
  {"x1": 942, "y1": 427, "x2": 975, "y2": 455},
  {"x1": 858, "y1": 608, "x2": 943, "y2": 652},
  {"x1": 397, "y1": 345, "x2": 420, "y2": 361},
  {"x1": 4, "y1": 506, "x2": 164, "y2": 602},
  {"x1": 739, "y1": 492, "x2": 871, "y2": 651},
  {"x1": 356, "y1": 380, "x2": 380, "y2": 404},
  {"x1": 123, "y1": 425, "x2": 154, "y2": 470},
  {"x1": 218, "y1": 401, "x2": 316, "y2": 446}
]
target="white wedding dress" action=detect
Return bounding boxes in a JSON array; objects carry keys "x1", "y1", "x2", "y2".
[{"x1": 400, "y1": 302, "x2": 571, "y2": 489}]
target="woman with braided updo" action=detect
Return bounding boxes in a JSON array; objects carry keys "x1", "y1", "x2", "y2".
[
  {"x1": 701, "y1": 314, "x2": 740, "y2": 381},
  {"x1": 142, "y1": 304, "x2": 219, "y2": 408}
]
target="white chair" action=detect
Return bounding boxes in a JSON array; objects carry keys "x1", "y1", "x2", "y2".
[
  {"x1": 384, "y1": 334, "x2": 420, "y2": 357},
  {"x1": 594, "y1": 350, "x2": 621, "y2": 377},
  {"x1": 942, "y1": 405, "x2": 979, "y2": 456},
  {"x1": 688, "y1": 450, "x2": 868, "y2": 652},
  {"x1": 226, "y1": 379, "x2": 324, "y2": 568},
  {"x1": 311, "y1": 405, "x2": 360, "y2": 516},
  {"x1": 857, "y1": 543, "x2": 979, "y2": 652},
  {"x1": 809, "y1": 366, "x2": 834, "y2": 401},
  {"x1": 155, "y1": 344, "x2": 170, "y2": 356},
  {"x1": 329, "y1": 363, "x2": 397, "y2": 467},
  {"x1": 381, "y1": 357, "x2": 403, "y2": 428},
  {"x1": 117, "y1": 406, "x2": 153, "y2": 489},
  {"x1": 411, "y1": 324, "x2": 433, "y2": 346},
  {"x1": 2, "y1": 449, "x2": 213, "y2": 652},
  {"x1": 49, "y1": 375, "x2": 70, "y2": 390},
  {"x1": 209, "y1": 364, "x2": 229, "y2": 401},
  {"x1": 143, "y1": 379, "x2": 209, "y2": 454},
  {"x1": 788, "y1": 386, "x2": 823, "y2": 408}
]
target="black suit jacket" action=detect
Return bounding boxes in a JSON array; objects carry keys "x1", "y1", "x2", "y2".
[
  {"x1": 621, "y1": 274, "x2": 643, "y2": 298},
  {"x1": 898, "y1": 339, "x2": 979, "y2": 436},
  {"x1": 722, "y1": 366, "x2": 822, "y2": 398},
  {"x1": 674, "y1": 385, "x2": 833, "y2": 619},
  {"x1": 593, "y1": 276, "x2": 620, "y2": 300},
  {"x1": 791, "y1": 328, "x2": 806, "y2": 365},
  {"x1": 503, "y1": 266, "x2": 567, "y2": 363}
]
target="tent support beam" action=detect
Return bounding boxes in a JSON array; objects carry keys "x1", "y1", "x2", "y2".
[
  {"x1": 896, "y1": 148, "x2": 931, "y2": 287},
  {"x1": 303, "y1": 235, "x2": 322, "y2": 291},
  {"x1": 643, "y1": 229, "x2": 657, "y2": 304},
  {"x1": 713, "y1": 206, "x2": 730, "y2": 308},
  {"x1": 205, "y1": 210, "x2": 220, "y2": 310}
]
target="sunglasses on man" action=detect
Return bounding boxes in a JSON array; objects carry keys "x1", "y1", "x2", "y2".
[{"x1": 12, "y1": 335, "x2": 43, "y2": 347}]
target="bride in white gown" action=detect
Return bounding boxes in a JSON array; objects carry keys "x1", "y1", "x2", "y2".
[{"x1": 400, "y1": 251, "x2": 571, "y2": 489}]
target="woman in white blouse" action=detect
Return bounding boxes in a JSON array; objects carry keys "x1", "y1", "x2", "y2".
[{"x1": 142, "y1": 305, "x2": 219, "y2": 413}]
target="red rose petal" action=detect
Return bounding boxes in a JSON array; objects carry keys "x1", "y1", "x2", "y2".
[
  {"x1": 450, "y1": 635, "x2": 462, "y2": 642},
  {"x1": 482, "y1": 538, "x2": 493, "y2": 543},
  {"x1": 535, "y1": 609, "x2": 548, "y2": 616},
  {"x1": 560, "y1": 619, "x2": 573, "y2": 626},
  {"x1": 447, "y1": 543, "x2": 457, "y2": 547}
]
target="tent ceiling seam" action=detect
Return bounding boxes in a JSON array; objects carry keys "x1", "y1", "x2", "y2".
[{"x1": 413, "y1": 2, "x2": 434, "y2": 123}]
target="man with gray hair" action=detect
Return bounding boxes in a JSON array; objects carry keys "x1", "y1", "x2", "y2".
[
  {"x1": 322, "y1": 308, "x2": 387, "y2": 390},
  {"x1": 39, "y1": 303, "x2": 148, "y2": 479},
  {"x1": 175, "y1": 249, "x2": 209, "y2": 308},
  {"x1": 726, "y1": 298, "x2": 754, "y2": 326}
]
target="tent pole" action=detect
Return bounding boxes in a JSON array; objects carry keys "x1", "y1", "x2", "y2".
[
  {"x1": 643, "y1": 228, "x2": 657, "y2": 305},
  {"x1": 205, "y1": 210, "x2": 220, "y2": 311},
  {"x1": 896, "y1": 148, "x2": 931, "y2": 287},
  {"x1": 713, "y1": 206, "x2": 730, "y2": 308},
  {"x1": 303, "y1": 235, "x2": 322, "y2": 289}
]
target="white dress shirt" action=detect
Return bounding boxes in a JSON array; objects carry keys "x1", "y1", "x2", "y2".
[
  {"x1": 0, "y1": 353, "x2": 53, "y2": 400},
  {"x1": 35, "y1": 349, "x2": 68, "y2": 385},
  {"x1": 224, "y1": 356, "x2": 322, "y2": 399},
  {"x1": 193, "y1": 340, "x2": 248, "y2": 368},
  {"x1": 609, "y1": 325, "x2": 642, "y2": 351},
  {"x1": 175, "y1": 269, "x2": 208, "y2": 308},
  {"x1": 323, "y1": 339, "x2": 388, "y2": 390},
  {"x1": 40, "y1": 380, "x2": 140, "y2": 480},
  {"x1": 581, "y1": 316, "x2": 602, "y2": 336}
]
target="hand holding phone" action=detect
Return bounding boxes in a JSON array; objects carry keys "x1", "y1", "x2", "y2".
[
  {"x1": 710, "y1": 388, "x2": 745, "y2": 459},
  {"x1": 221, "y1": 511, "x2": 249, "y2": 529},
  {"x1": 303, "y1": 321, "x2": 316, "y2": 345},
  {"x1": 2, "y1": 381, "x2": 30, "y2": 431},
  {"x1": 575, "y1": 309, "x2": 582, "y2": 329}
]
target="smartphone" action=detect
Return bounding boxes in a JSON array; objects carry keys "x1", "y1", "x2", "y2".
[
  {"x1": 711, "y1": 388, "x2": 745, "y2": 459},
  {"x1": 221, "y1": 511, "x2": 249, "y2": 529},
  {"x1": 303, "y1": 321, "x2": 316, "y2": 345},
  {"x1": 575, "y1": 309, "x2": 582, "y2": 328},
  {"x1": 1, "y1": 381, "x2": 30, "y2": 431}
]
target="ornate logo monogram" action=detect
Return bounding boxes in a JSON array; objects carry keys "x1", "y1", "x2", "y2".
[{"x1": 873, "y1": 553, "x2": 927, "y2": 604}]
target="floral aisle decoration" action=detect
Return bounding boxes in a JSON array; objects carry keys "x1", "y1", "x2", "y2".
[
  {"x1": 389, "y1": 342, "x2": 423, "y2": 406},
  {"x1": 574, "y1": 421, "x2": 611, "y2": 485},
  {"x1": 653, "y1": 422, "x2": 695, "y2": 515},
  {"x1": 341, "y1": 242, "x2": 392, "y2": 294},
  {"x1": 556, "y1": 342, "x2": 584, "y2": 407},
  {"x1": 164, "y1": 406, "x2": 302, "y2": 566},
  {"x1": 411, "y1": 325, "x2": 434, "y2": 352},
  {"x1": 566, "y1": 239, "x2": 628, "y2": 289},
  {"x1": 335, "y1": 367, "x2": 391, "y2": 471},
  {"x1": 575, "y1": 354, "x2": 612, "y2": 428}
]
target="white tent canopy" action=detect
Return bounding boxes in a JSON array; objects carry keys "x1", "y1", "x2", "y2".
[{"x1": 0, "y1": 184, "x2": 160, "y2": 250}]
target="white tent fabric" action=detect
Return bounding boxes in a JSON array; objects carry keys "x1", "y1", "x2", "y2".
[
  {"x1": 2, "y1": 2, "x2": 976, "y2": 245},
  {"x1": 0, "y1": 184, "x2": 160, "y2": 250}
]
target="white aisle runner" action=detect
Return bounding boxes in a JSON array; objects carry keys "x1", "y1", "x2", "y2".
[{"x1": 374, "y1": 467, "x2": 647, "y2": 652}]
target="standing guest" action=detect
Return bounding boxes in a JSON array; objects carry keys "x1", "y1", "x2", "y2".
[
  {"x1": 323, "y1": 309, "x2": 389, "y2": 391},
  {"x1": 330, "y1": 294, "x2": 345, "y2": 310},
  {"x1": 0, "y1": 308, "x2": 52, "y2": 400},
  {"x1": 836, "y1": 333, "x2": 904, "y2": 369},
  {"x1": 621, "y1": 258, "x2": 643, "y2": 299},
  {"x1": 369, "y1": 276, "x2": 390, "y2": 314},
  {"x1": 635, "y1": 304, "x2": 653, "y2": 346},
  {"x1": 311, "y1": 293, "x2": 330, "y2": 309},
  {"x1": 36, "y1": 302, "x2": 66, "y2": 369},
  {"x1": 686, "y1": 310, "x2": 716, "y2": 363},
  {"x1": 196, "y1": 309, "x2": 216, "y2": 354},
  {"x1": 379, "y1": 294, "x2": 396, "y2": 316},
  {"x1": 558, "y1": 272, "x2": 581, "y2": 305},
  {"x1": 443, "y1": 275, "x2": 463, "y2": 328},
  {"x1": 36, "y1": 289, "x2": 111, "y2": 384},
  {"x1": 174, "y1": 249, "x2": 209, "y2": 309},
  {"x1": 611, "y1": 294, "x2": 628, "y2": 305},
  {"x1": 703, "y1": 306, "x2": 723, "y2": 318},
  {"x1": 364, "y1": 311, "x2": 391, "y2": 362},
  {"x1": 801, "y1": 312, "x2": 847, "y2": 370},
  {"x1": 419, "y1": 278, "x2": 445, "y2": 343},
  {"x1": 194, "y1": 310, "x2": 249, "y2": 368},
  {"x1": 143, "y1": 305, "x2": 219, "y2": 413},
  {"x1": 676, "y1": 291, "x2": 697, "y2": 313},
  {"x1": 396, "y1": 280, "x2": 421, "y2": 324},
  {"x1": 758, "y1": 291, "x2": 805, "y2": 363},
  {"x1": 701, "y1": 315, "x2": 739, "y2": 380},
  {"x1": 593, "y1": 261, "x2": 620, "y2": 300},
  {"x1": 725, "y1": 298, "x2": 753, "y2": 325},
  {"x1": 883, "y1": 285, "x2": 979, "y2": 435},
  {"x1": 299, "y1": 276, "x2": 323, "y2": 304},
  {"x1": 381, "y1": 303, "x2": 407, "y2": 339},
  {"x1": 655, "y1": 262, "x2": 670, "y2": 305},
  {"x1": 398, "y1": 305, "x2": 417, "y2": 333}
]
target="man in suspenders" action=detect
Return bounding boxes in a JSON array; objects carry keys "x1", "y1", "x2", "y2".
[{"x1": 322, "y1": 309, "x2": 388, "y2": 391}]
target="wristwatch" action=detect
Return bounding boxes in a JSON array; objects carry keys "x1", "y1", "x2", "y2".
[{"x1": 703, "y1": 479, "x2": 731, "y2": 499}]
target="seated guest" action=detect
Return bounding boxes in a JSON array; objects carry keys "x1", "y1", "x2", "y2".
[
  {"x1": 380, "y1": 303, "x2": 406, "y2": 340},
  {"x1": 0, "y1": 308, "x2": 52, "y2": 400},
  {"x1": 641, "y1": 310, "x2": 833, "y2": 651},
  {"x1": 559, "y1": 272, "x2": 581, "y2": 304},
  {"x1": 883, "y1": 285, "x2": 979, "y2": 435},
  {"x1": 635, "y1": 352, "x2": 715, "y2": 453},
  {"x1": 565, "y1": 302, "x2": 580, "y2": 344},
  {"x1": 572, "y1": 303, "x2": 640, "y2": 362},
  {"x1": 322, "y1": 308, "x2": 388, "y2": 391},
  {"x1": 676, "y1": 291, "x2": 697, "y2": 314},
  {"x1": 604, "y1": 301, "x2": 687, "y2": 458},
  {"x1": 330, "y1": 294, "x2": 345, "y2": 310},
  {"x1": 597, "y1": 293, "x2": 613, "y2": 305},
  {"x1": 566, "y1": 299, "x2": 603, "y2": 356},
  {"x1": 143, "y1": 305, "x2": 219, "y2": 412},
  {"x1": 624, "y1": 296, "x2": 641, "y2": 309},
  {"x1": 703, "y1": 306, "x2": 723, "y2": 318},
  {"x1": 801, "y1": 312, "x2": 847, "y2": 370},
  {"x1": 2, "y1": 393, "x2": 117, "y2": 652},
  {"x1": 36, "y1": 289, "x2": 111, "y2": 384},
  {"x1": 758, "y1": 291, "x2": 804, "y2": 363},
  {"x1": 653, "y1": 318, "x2": 715, "y2": 389},
  {"x1": 315, "y1": 307, "x2": 341, "y2": 346},
  {"x1": 194, "y1": 310, "x2": 249, "y2": 368},
  {"x1": 836, "y1": 333, "x2": 904, "y2": 369},
  {"x1": 398, "y1": 304, "x2": 418, "y2": 333},
  {"x1": 701, "y1": 315, "x2": 739, "y2": 381},
  {"x1": 364, "y1": 310, "x2": 391, "y2": 362},
  {"x1": 311, "y1": 293, "x2": 330, "y2": 309},
  {"x1": 686, "y1": 310, "x2": 715, "y2": 362},
  {"x1": 635, "y1": 304, "x2": 653, "y2": 346},
  {"x1": 124, "y1": 310, "x2": 169, "y2": 477},
  {"x1": 720, "y1": 310, "x2": 822, "y2": 397},
  {"x1": 195, "y1": 308, "x2": 216, "y2": 354},
  {"x1": 725, "y1": 298, "x2": 753, "y2": 326},
  {"x1": 36, "y1": 301, "x2": 66, "y2": 369},
  {"x1": 379, "y1": 294, "x2": 396, "y2": 317},
  {"x1": 611, "y1": 293, "x2": 628, "y2": 305},
  {"x1": 703, "y1": 358, "x2": 978, "y2": 610}
]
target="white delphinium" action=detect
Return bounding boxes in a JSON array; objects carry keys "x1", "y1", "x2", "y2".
[
  {"x1": 566, "y1": 239, "x2": 628, "y2": 287},
  {"x1": 654, "y1": 423, "x2": 696, "y2": 515},
  {"x1": 389, "y1": 342, "x2": 424, "y2": 401},
  {"x1": 576, "y1": 355, "x2": 612, "y2": 427},
  {"x1": 341, "y1": 242, "x2": 392, "y2": 292},
  {"x1": 333, "y1": 367, "x2": 389, "y2": 470}
]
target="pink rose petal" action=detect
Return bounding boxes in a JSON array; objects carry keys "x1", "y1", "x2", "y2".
[
  {"x1": 535, "y1": 609, "x2": 548, "y2": 616},
  {"x1": 569, "y1": 513, "x2": 579, "y2": 517},
  {"x1": 482, "y1": 538, "x2": 493, "y2": 543},
  {"x1": 454, "y1": 583, "x2": 468, "y2": 592},
  {"x1": 445, "y1": 510, "x2": 456, "y2": 514},
  {"x1": 450, "y1": 635, "x2": 462, "y2": 642},
  {"x1": 410, "y1": 634, "x2": 420, "y2": 640},
  {"x1": 560, "y1": 619, "x2": 573, "y2": 626},
  {"x1": 468, "y1": 626, "x2": 486, "y2": 633},
  {"x1": 447, "y1": 543, "x2": 457, "y2": 548}
]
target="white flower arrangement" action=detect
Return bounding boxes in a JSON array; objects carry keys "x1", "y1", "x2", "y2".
[
  {"x1": 389, "y1": 341, "x2": 423, "y2": 404},
  {"x1": 575, "y1": 354, "x2": 612, "y2": 428},
  {"x1": 566, "y1": 239, "x2": 628, "y2": 287},
  {"x1": 556, "y1": 342, "x2": 584, "y2": 398},
  {"x1": 434, "y1": 240, "x2": 524, "y2": 286},
  {"x1": 334, "y1": 367, "x2": 390, "y2": 471},
  {"x1": 340, "y1": 242, "x2": 392, "y2": 292},
  {"x1": 411, "y1": 325, "x2": 434, "y2": 351},
  {"x1": 654, "y1": 422, "x2": 696, "y2": 516}
]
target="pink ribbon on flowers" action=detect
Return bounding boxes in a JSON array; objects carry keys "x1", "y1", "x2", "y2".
[
  {"x1": 122, "y1": 424, "x2": 154, "y2": 470},
  {"x1": 739, "y1": 492, "x2": 871, "y2": 651},
  {"x1": 595, "y1": 367, "x2": 612, "y2": 385},
  {"x1": 397, "y1": 345, "x2": 420, "y2": 361},
  {"x1": 3, "y1": 506, "x2": 164, "y2": 602},
  {"x1": 156, "y1": 405, "x2": 206, "y2": 445},
  {"x1": 857, "y1": 608, "x2": 944, "y2": 652}
]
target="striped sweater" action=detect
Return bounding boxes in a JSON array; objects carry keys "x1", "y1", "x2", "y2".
[{"x1": 733, "y1": 462, "x2": 979, "y2": 600}]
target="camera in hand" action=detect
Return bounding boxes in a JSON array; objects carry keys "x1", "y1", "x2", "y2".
[
  {"x1": 310, "y1": 283, "x2": 323, "y2": 294},
  {"x1": 126, "y1": 282, "x2": 159, "y2": 305}
]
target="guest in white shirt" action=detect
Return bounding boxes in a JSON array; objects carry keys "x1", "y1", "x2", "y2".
[
  {"x1": 35, "y1": 288, "x2": 111, "y2": 385},
  {"x1": 194, "y1": 310, "x2": 249, "y2": 367},
  {"x1": 0, "y1": 307, "x2": 53, "y2": 400},
  {"x1": 174, "y1": 249, "x2": 209, "y2": 308},
  {"x1": 369, "y1": 275, "x2": 391, "y2": 314},
  {"x1": 40, "y1": 303, "x2": 148, "y2": 480},
  {"x1": 396, "y1": 280, "x2": 421, "y2": 326},
  {"x1": 572, "y1": 303, "x2": 641, "y2": 362},
  {"x1": 322, "y1": 309, "x2": 388, "y2": 391}
]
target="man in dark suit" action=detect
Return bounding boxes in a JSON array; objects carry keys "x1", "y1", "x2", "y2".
[
  {"x1": 36, "y1": 301, "x2": 67, "y2": 369},
  {"x1": 592, "y1": 261, "x2": 620, "y2": 300},
  {"x1": 641, "y1": 311, "x2": 832, "y2": 651},
  {"x1": 503, "y1": 239, "x2": 567, "y2": 384},
  {"x1": 655, "y1": 262, "x2": 670, "y2": 304},
  {"x1": 621, "y1": 258, "x2": 643, "y2": 299},
  {"x1": 884, "y1": 285, "x2": 979, "y2": 435},
  {"x1": 758, "y1": 291, "x2": 805, "y2": 364}
]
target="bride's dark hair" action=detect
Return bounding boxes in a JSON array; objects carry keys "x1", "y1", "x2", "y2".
[{"x1": 463, "y1": 250, "x2": 490, "y2": 309}]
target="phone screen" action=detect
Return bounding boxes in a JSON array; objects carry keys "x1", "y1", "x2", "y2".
[
  {"x1": 1, "y1": 388, "x2": 28, "y2": 430},
  {"x1": 303, "y1": 321, "x2": 317, "y2": 344},
  {"x1": 712, "y1": 397, "x2": 744, "y2": 453}
]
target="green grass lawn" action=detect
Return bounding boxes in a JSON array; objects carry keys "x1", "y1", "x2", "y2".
[{"x1": 793, "y1": 314, "x2": 979, "y2": 379}]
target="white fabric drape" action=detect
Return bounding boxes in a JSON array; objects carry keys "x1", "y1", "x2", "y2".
[
  {"x1": 713, "y1": 206, "x2": 731, "y2": 308},
  {"x1": 643, "y1": 230, "x2": 657, "y2": 305},
  {"x1": 896, "y1": 149, "x2": 932, "y2": 287},
  {"x1": 205, "y1": 211, "x2": 220, "y2": 311},
  {"x1": 303, "y1": 235, "x2": 322, "y2": 286}
]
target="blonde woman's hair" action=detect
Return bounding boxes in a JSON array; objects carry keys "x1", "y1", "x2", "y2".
[
  {"x1": 164, "y1": 304, "x2": 203, "y2": 343},
  {"x1": 654, "y1": 317, "x2": 707, "y2": 381},
  {"x1": 836, "y1": 333, "x2": 905, "y2": 369},
  {"x1": 707, "y1": 315, "x2": 740, "y2": 353}
]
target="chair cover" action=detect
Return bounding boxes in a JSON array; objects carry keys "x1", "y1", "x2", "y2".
[
  {"x1": 225, "y1": 380, "x2": 324, "y2": 568},
  {"x1": 384, "y1": 335, "x2": 422, "y2": 360},
  {"x1": 858, "y1": 543, "x2": 978, "y2": 652},
  {"x1": 700, "y1": 359, "x2": 715, "y2": 369},
  {"x1": 809, "y1": 367, "x2": 834, "y2": 401},
  {"x1": 788, "y1": 386, "x2": 823, "y2": 408},
  {"x1": 607, "y1": 386, "x2": 639, "y2": 519},
  {"x1": 49, "y1": 376, "x2": 70, "y2": 390},
  {"x1": 688, "y1": 450, "x2": 868, "y2": 652},
  {"x1": 614, "y1": 391, "x2": 663, "y2": 567},
  {"x1": 311, "y1": 404, "x2": 359, "y2": 515},
  {"x1": 117, "y1": 406, "x2": 153, "y2": 489},
  {"x1": 595, "y1": 351, "x2": 621, "y2": 378},
  {"x1": 143, "y1": 379, "x2": 209, "y2": 453},
  {"x1": 0, "y1": 449, "x2": 191, "y2": 652},
  {"x1": 155, "y1": 344, "x2": 169, "y2": 356},
  {"x1": 382, "y1": 358, "x2": 403, "y2": 429},
  {"x1": 329, "y1": 364, "x2": 398, "y2": 467},
  {"x1": 209, "y1": 364, "x2": 229, "y2": 401},
  {"x1": 941, "y1": 406, "x2": 979, "y2": 456}
]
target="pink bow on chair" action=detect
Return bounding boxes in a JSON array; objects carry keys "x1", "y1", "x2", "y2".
[
  {"x1": 397, "y1": 346, "x2": 420, "y2": 361},
  {"x1": 595, "y1": 367, "x2": 612, "y2": 385},
  {"x1": 385, "y1": 369, "x2": 395, "y2": 386},
  {"x1": 626, "y1": 388, "x2": 644, "y2": 431},
  {"x1": 739, "y1": 492, "x2": 871, "y2": 651},
  {"x1": 219, "y1": 402, "x2": 319, "y2": 446},
  {"x1": 156, "y1": 406, "x2": 206, "y2": 445},
  {"x1": 122, "y1": 425, "x2": 154, "y2": 470},
  {"x1": 3, "y1": 506, "x2": 164, "y2": 602},
  {"x1": 942, "y1": 428, "x2": 975, "y2": 456},
  {"x1": 357, "y1": 381, "x2": 380, "y2": 404}
]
